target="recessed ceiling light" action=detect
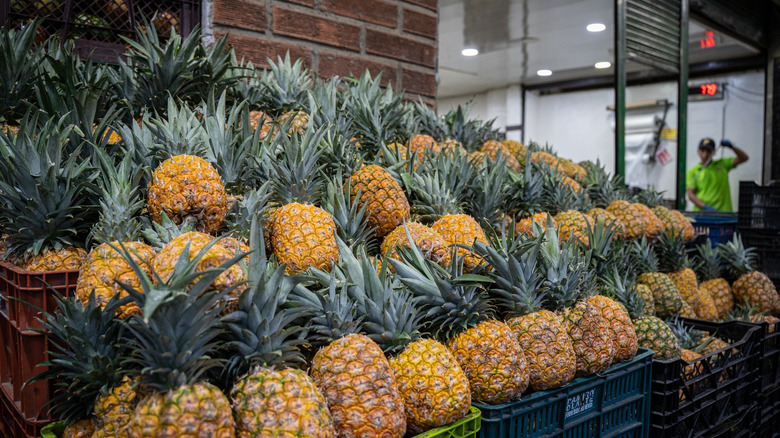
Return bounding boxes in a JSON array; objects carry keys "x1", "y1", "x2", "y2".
[
  {"x1": 461, "y1": 48, "x2": 479, "y2": 57},
  {"x1": 594, "y1": 61, "x2": 612, "y2": 69},
  {"x1": 587, "y1": 23, "x2": 606, "y2": 32},
  {"x1": 537, "y1": 69, "x2": 552, "y2": 77}
]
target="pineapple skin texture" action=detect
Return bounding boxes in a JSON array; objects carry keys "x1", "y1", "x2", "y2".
[
  {"x1": 637, "y1": 272, "x2": 684, "y2": 318},
  {"x1": 76, "y1": 242, "x2": 155, "y2": 319},
  {"x1": 668, "y1": 268, "x2": 719, "y2": 320},
  {"x1": 389, "y1": 338, "x2": 471, "y2": 435},
  {"x1": 632, "y1": 203, "x2": 663, "y2": 238},
  {"x1": 24, "y1": 247, "x2": 87, "y2": 272},
  {"x1": 381, "y1": 222, "x2": 451, "y2": 269},
  {"x1": 268, "y1": 203, "x2": 339, "y2": 274},
  {"x1": 348, "y1": 165, "x2": 411, "y2": 239},
  {"x1": 635, "y1": 284, "x2": 656, "y2": 317},
  {"x1": 502, "y1": 139, "x2": 527, "y2": 162},
  {"x1": 633, "y1": 316, "x2": 680, "y2": 360},
  {"x1": 62, "y1": 418, "x2": 96, "y2": 438},
  {"x1": 516, "y1": 213, "x2": 557, "y2": 239},
  {"x1": 408, "y1": 134, "x2": 442, "y2": 160},
  {"x1": 560, "y1": 301, "x2": 615, "y2": 377},
  {"x1": 311, "y1": 334, "x2": 406, "y2": 438},
  {"x1": 230, "y1": 368, "x2": 336, "y2": 438},
  {"x1": 447, "y1": 320, "x2": 529, "y2": 405},
  {"x1": 93, "y1": 376, "x2": 142, "y2": 437},
  {"x1": 153, "y1": 232, "x2": 246, "y2": 292},
  {"x1": 126, "y1": 382, "x2": 235, "y2": 438},
  {"x1": 554, "y1": 210, "x2": 594, "y2": 247},
  {"x1": 479, "y1": 140, "x2": 522, "y2": 172},
  {"x1": 507, "y1": 310, "x2": 576, "y2": 391},
  {"x1": 431, "y1": 214, "x2": 486, "y2": 273},
  {"x1": 587, "y1": 208, "x2": 624, "y2": 239},
  {"x1": 733, "y1": 271, "x2": 780, "y2": 315},
  {"x1": 700, "y1": 278, "x2": 734, "y2": 320},
  {"x1": 670, "y1": 210, "x2": 695, "y2": 241},
  {"x1": 607, "y1": 201, "x2": 646, "y2": 239},
  {"x1": 147, "y1": 155, "x2": 227, "y2": 235},
  {"x1": 587, "y1": 296, "x2": 638, "y2": 363}
]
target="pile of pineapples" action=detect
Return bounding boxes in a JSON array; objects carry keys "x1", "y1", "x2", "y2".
[{"x1": 2, "y1": 19, "x2": 779, "y2": 438}]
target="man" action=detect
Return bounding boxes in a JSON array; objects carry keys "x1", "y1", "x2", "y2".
[{"x1": 686, "y1": 138, "x2": 749, "y2": 211}]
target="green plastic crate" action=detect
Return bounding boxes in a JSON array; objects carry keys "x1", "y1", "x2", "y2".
[
  {"x1": 475, "y1": 348, "x2": 653, "y2": 438},
  {"x1": 414, "y1": 406, "x2": 482, "y2": 438}
]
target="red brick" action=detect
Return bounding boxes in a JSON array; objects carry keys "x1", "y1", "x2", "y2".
[
  {"x1": 218, "y1": 32, "x2": 313, "y2": 70},
  {"x1": 273, "y1": 7, "x2": 361, "y2": 52},
  {"x1": 322, "y1": 0, "x2": 398, "y2": 28},
  {"x1": 318, "y1": 52, "x2": 396, "y2": 86},
  {"x1": 213, "y1": 0, "x2": 266, "y2": 33},
  {"x1": 403, "y1": 8, "x2": 436, "y2": 39},
  {"x1": 402, "y1": 68, "x2": 436, "y2": 97},
  {"x1": 366, "y1": 29, "x2": 436, "y2": 67},
  {"x1": 279, "y1": 0, "x2": 315, "y2": 6},
  {"x1": 405, "y1": 0, "x2": 437, "y2": 12}
]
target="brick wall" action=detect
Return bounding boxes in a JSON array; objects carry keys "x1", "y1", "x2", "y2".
[{"x1": 205, "y1": 0, "x2": 438, "y2": 104}]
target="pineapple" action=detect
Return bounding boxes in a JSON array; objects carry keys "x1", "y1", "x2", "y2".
[
  {"x1": 516, "y1": 212, "x2": 557, "y2": 238},
  {"x1": 719, "y1": 235, "x2": 780, "y2": 315},
  {"x1": 431, "y1": 214, "x2": 486, "y2": 272},
  {"x1": 63, "y1": 419, "x2": 96, "y2": 438},
  {"x1": 554, "y1": 210, "x2": 594, "y2": 247},
  {"x1": 587, "y1": 207, "x2": 624, "y2": 239},
  {"x1": 671, "y1": 209, "x2": 695, "y2": 241},
  {"x1": 479, "y1": 139, "x2": 522, "y2": 172},
  {"x1": 225, "y1": 218, "x2": 336, "y2": 438},
  {"x1": 0, "y1": 115, "x2": 95, "y2": 272},
  {"x1": 117, "y1": 236, "x2": 242, "y2": 437},
  {"x1": 93, "y1": 376, "x2": 144, "y2": 437},
  {"x1": 633, "y1": 238, "x2": 687, "y2": 318},
  {"x1": 632, "y1": 203, "x2": 663, "y2": 238},
  {"x1": 392, "y1": 241, "x2": 530, "y2": 405},
  {"x1": 529, "y1": 151, "x2": 559, "y2": 169},
  {"x1": 266, "y1": 126, "x2": 339, "y2": 273},
  {"x1": 408, "y1": 133, "x2": 443, "y2": 160},
  {"x1": 587, "y1": 294, "x2": 639, "y2": 363},
  {"x1": 541, "y1": 227, "x2": 615, "y2": 376},
  {"x1": 348, "y1": 164, "x2": 410, "y2": 239},
  {"x1": 474, "y1": 239, "x2": 577, "y2": 391},
  {"x1": 695, "y1": 239, "x2": 734, "y2": 319},
  {"x1": 278, "y1": 109, "x2": 309, "y2": 134},
  {"x1": 381, "y1": 222, "x2": 451, "y2": 268},
  {"x1": 557, "y1": 156, "x2": 587, "y2": 181},
  {"x1": 607, "y1": 200, "x2": 646, "y2": 239},
  {"x1": 77, "y1": 151, "x2": 155, "y2": 319},
  {"x1": 652, "y1": 204, "x2": 693, "y2": 239},
  {"x1": 657, "y1": 231, "x2": 719, "y2": 320},
  {"x1": 146, "y1": 154, "x2": 228, "y2": 234},
  {"x1": 502, "y1": 139, "x2": 526, "y2": 161}
]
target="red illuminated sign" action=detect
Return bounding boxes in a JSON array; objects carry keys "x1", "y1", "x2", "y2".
[
  {"x1": 699, "y1": 83, "x2": 718, "y2": 95},
  {"x1": 700, "y1": 31, "x2": 715, "y2": 48}
]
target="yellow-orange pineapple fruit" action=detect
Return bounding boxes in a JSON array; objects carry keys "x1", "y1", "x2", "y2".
[
  {"x1": 268, "y1": 203, "x2": 339, "y2": 274},
  {"x1": 381, "y1": 222, "x2": 450, "y2": 268},
  {"x1": 430, "y1": 214, "x2": 487, "y2": 272},
  {"x1": 479, "y1": 140, "x2": 522, "y2": 172},
  {"x1": 348, "y1": 165, "x2": 411, "y2": 239}
]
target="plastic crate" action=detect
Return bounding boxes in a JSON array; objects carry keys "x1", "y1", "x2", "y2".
[
  {"x1": 650, "y1": 319, "x2": 761, "y2": 438},
  {"x1": 0, "y1": 260, "x2": 79, "y2": 332},
  {"x1": 705, "y1": 403, "x2": 758, "y2": 438},
  {"x1": 1, "y1": 0, "x2": 201, "y2": 62},
  {"x1": 738, "y1": 229, "x2": 780, "y2": 284},
  {"x1": 756, "y1": 382, "x2": 780, "y2": 438},
  {"x1": 475, "y1": 347, "x2": 653, "y2": 438},
  {"x1": 684, "y1": 212, "x2": 738, "y2": 247},
  {"x1": 414, "y1": 406, "x2": 481, "y2": 438},
  {"x1": 0, "y1": 370, "x2": 48, "y2": 438},
  {"x1": 738, "y1": 181, "x2": 780, "y2": 230},
  {"x1": 0, "y1": 310, "x2": 53, "y2": 422}
]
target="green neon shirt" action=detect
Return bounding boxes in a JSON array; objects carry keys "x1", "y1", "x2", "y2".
[{"x1": 686, "y1": 157, "x2": 735, "y2": 211}]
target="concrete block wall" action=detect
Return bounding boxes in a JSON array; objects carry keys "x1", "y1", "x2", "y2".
[{"x1": 204, "y1": 0, "x2": 438, "y2": 104}]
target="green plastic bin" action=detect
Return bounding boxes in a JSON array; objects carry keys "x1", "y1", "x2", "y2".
[{"x1": 415, "y1": 406, "x2": 481, "y2": 438}]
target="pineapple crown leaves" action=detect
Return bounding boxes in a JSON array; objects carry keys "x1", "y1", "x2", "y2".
[
  {"x1": 631, "y1": 237, "x2": 660, "y2": 274},
  {"x1": 665, "y1": 316, "x2": 709, "y2": 351},
  {"x1": 231, "y1": 59, "x2": 265, "y2": 108},
  {"x1": 602, "y1": 267, "x2": 644, "y2": 320},
  {"x1": 403, "y1": 169, "x2": 464, "y2": 223},
  {"x1": 223, "y1": 183, "x2": 271, "y2": 240},
  {"x1": 146, "y1": 97, "x2": 209, "y2": 159},
  {"x1": 259, "y1": 53, "x2": 313, "y2": 115},
  {"x1": 221, "y1": 217, "x2": 307, "y2": 378},
  {"x1": 389, "y1": 224, "x2": 494, "y2": 341},
  {"x1": 508, "y1": 162, "x2": 545, "y2": 216},
  {"x1": 112, "y1": 238, "x2": 247, "y2": 390},
  {"x1": 694, "y1": 239, "x2": 724, "y2": 282},
  {"x1": 0, "y1": 18, "x2": 46, "y2": 121},
  {"x1": 655, "y1": 229, "x2": 690, "y2": 273},
  {"x1": 345, "y1": 71, "x2": 408, "y2": 158},
  {"x1": 89, "y1": 148, "x2": 146, "y2": 244},
  {"x1": 266, "y1": 124, "x2": 329, "y2": 206},
  {"x1": 584, "y1": 218, "x2": 620, "y2": 286},
  {"x1": 409, "y1": 99, "x2": 448, "y2": 140},
  {"x1": 717, "y1": 233, "x2": 757, "y2": 277},
  {"x1": 140, "y1": 211, "x2": 196, "y2": 250},
  {"x1": 322, "y1": 172, "x2": 377, "y2": 252},
  {"x1": 442, "y1": 104, "x2": 501, "y2": 151},
  {"x1": 635, "y1": 186, "x2": 666, "y2": 208},
  {"x1": 539, "y1": 225, "x2": 595, "y2": 308},
  {"x1": 0, "y1": 114, "x2": 99, "y2": 258},
  {"x1": 29, "y1": 291, "x2": 128, "y2": 423},
  {"x1": 465, "y1": 157, "x2": 513, "y2": 228},
  {"x1": 726, "y1": 303, "x2": 764, "y2": 322},
  {"x1": 472, "y1": 239, "x2": 547, "y2": 318},
  {"x1": 318, "y1": 126, "x2": 364, "y2": 178}
]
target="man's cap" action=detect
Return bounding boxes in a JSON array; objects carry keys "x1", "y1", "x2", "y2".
[{"x1": 699, "y1": 138, "x2": 716, "y2": 150}]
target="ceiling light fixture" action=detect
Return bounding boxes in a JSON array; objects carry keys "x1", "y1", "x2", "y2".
[
  {"x1": 587, "y1": 23, "x2": 606, "y2": 32},
  {"x1": 594, "y1": 61, "x2": 612, "y2": 69},
  {"x1": 537, "y1": 69, "x2": 552, "y2": 77},
  {"x1": 461, "y1": 48, "x2": 479, "y2": 56}
]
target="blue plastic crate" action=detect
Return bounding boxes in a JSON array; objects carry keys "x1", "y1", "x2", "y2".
[
  {"x1": 475, "y1": 348, "x2": 653, "y2": 438},
  {"x1": 685, "y1": 213, "x2": 738, "y2": 247}
]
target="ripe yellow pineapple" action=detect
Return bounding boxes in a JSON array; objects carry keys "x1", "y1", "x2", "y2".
[
  {"x1": 632, "y1": 203, "x2": 663, "y2": 238},
  {"x1": 248, "y1": 110, "x2": 273, "y2": 140},
  {"x1": 587, "y1": 208, "x2": 624, "y2": 239},
  {"x1": 652, "y1": 205, "x2": 682, "y2": 236},
  {"x1": 607, "y1": 200, "x2": 646, "y2": 239},
  {"x1": 671, "y1": 210, "x2": 695, "y2": 241},
  {"x1": 719, "y1": 235, "x2": 780, "y2": 315},
  {"x1": 516, "y1": 212, "x2": 557, "y2": 238},
  {"x1": 529, "y1": 151, "x2": 560, "y2": 169},
  {"x1": 348, "y1": 164, "x2": 411, "y2": 239},
  {"x1": 278, "y1": 109, "x2": 309, "y2": 134},
  {"x1": 633, "y1": 239, "x2": 686, "y2": 318},
  {"x1": 658, "y1": 231, "x2": 718, "y2": 320},
  {"x1": 634, "y1": 316, "x2": 681, "y2": 360},
  {"x1": 507, "y1": 310, "x2": 576, "y2": 391},
  {"x1": 431, "y1": 214, "x2": 487, "y2": 272},
  {"x1": 93, "y1": 376, "x2": 143, "y2": 436},
  {"x1": 695, "y1": 241, "x2": 734, "y2": 319},
  {"x1": 557, "y1": 156, "x2": 587, "y2": 181},
  {"x1": 63, "y1": 419, "x2": 95, "y2": 437},
  {"x1": 502, "y1": 139, "x2": 527, "y2": 162},
  {"x1": 554, "y1": 210, "x2": 594, "y2": 247},
  {"x1": 24, "y1": 248, "x2": 88, "y2": 272},
  {"x1": 441, "y1": 138, "x2": 468, "y2": 155},
  {"x1": 381, "y1": 222, "x2": 451, "y2": 268},
  {"x1": 479, "y1": 140, "x2": 522, "y2": 172},
  {"x1": 587, "y1": 295, "x2": 638, "y2": 363},
  {"x1": 147, "y1": 154, "x2": 228, "y2": 235},
  {"x1": 408, "y1": 133, "x2": 442, "y2": 160}
]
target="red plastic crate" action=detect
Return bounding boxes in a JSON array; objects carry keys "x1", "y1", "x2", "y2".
[
  {"x1": 0, "y1": 380, "x2": 47, "y2": 438},
  {"x1": 0, "y1": 310, "x2": 53, "y2": 423},
  {"x1": 0, "y1": 260, "x2": 79, "y2": 332}
]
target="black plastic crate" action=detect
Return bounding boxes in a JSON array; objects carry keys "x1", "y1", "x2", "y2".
[
  {"x1": 738, "y1": 181, "x2": 780, "y2": 230},
  {"x1": 738, "y1": 228, "x2": 780, "y2": 284},
  {"x1": 0, "y1": 0, "x2": 201, "y2": 62},
  {"x1": 705, "y1": 403, "x2": 758, "y2": 438},
  {"x1": 650, "y1": 319, "x2": 761, "y2": 438},
  {"x1": 757, "y1": 382, "x2": 780, "y2": 438}
]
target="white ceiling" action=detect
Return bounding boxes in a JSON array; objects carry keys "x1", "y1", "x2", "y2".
[{"x1": 437, "y1": 0, "x2": 761, "y2": 98}]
